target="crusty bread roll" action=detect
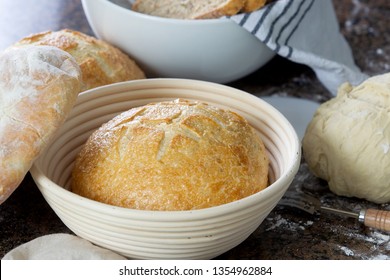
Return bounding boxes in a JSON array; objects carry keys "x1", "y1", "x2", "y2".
[
  {"x1": 132, "y1": 0, "x2": 245, "y2": 19},
  {"x1": 71, "y1": 99, "x2": 269, "y2": 211},
  {"x1": 13, "y1": 29, "x2": 145, "y2": 91},
  {"x1": 0, "y1": 45, "x2": 82, "y2": 205}
]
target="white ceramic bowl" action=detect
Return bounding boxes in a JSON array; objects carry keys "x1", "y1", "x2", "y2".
[
  {"x1": 81, "y1": 0, "x2": 275, "y2": 83},
  {"x1": 30, "y1": 79, "x2": 300, "y2": 259}
]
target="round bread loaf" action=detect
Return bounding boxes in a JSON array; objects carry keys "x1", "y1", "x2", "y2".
[
  {"x1": 13, "y1": 29, "x2": 145, "y2": 91},
  {"x1": 71, "y1": 99, "x2": 269, "y2": 211},
  {"x1": 0, "y1": 45, "x2": 82, "y2": 205}
]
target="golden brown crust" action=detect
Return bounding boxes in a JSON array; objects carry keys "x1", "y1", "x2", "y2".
[
  {"x1": 13, "y1": 29, "x2": 145, "y2": 91},
  {"x1": 0, "y1": 45, "x2": 82, "y2": 204},
  {"x1": 132, "y1": 0, "x2": 245, "y2": 19},
  {"x1": 71, "y1": 99, "x2": 269, "y2": 211},
  {"x1": 195, "y1": 0, "x2": 245, "y2": 19},
  {"x1": 241, "y1": 0, "x2": 267, "y2": 13}
]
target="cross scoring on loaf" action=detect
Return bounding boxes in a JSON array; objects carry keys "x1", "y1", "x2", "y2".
[{"x1": 116, "y1": 99, "x2": 230, "y2": 161}]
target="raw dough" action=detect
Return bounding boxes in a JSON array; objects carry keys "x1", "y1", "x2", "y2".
[{"x1": 302, "y1": 73, "x2": 390, "y2": 203}]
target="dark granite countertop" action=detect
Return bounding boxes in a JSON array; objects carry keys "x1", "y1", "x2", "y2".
[{"x1": 0, "y1": 0, "x2": 389, "y2": 259}]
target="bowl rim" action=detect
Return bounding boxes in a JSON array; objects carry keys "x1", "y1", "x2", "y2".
[
  {"x1": 84, "y1": 0, "x2": 236, "y2": 25},
  {"x1": 31, "y1": 78, "x2": 301, "y2": 220}
]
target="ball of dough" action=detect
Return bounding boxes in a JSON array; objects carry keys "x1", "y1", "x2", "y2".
[
  {"x1": 302, "y1": 73, "x2": 390, "y2": 203},
  {"x1": 71, "y1": 99, "x2": 269, "y2": 211}
]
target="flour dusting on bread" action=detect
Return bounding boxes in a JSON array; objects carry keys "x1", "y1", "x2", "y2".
[
  {"x1": 71, "y1": 99, "x2": 269, "y2": 211},
  {"x1": 13, "y1": 29, "x2": 145, "y2": 91},
  {"x1": 0, "y1": 45, "x2": 82, "y2": 204}
]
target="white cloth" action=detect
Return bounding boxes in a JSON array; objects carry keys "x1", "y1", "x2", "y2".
[
  {"x1": 228, "y1": 0, "x2": 368, "y2": 95},
  {"x1": 2, "y1": 233, "x2": 126, "y2": 260}
]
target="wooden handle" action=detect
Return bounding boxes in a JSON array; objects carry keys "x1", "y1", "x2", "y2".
[{"x1": 363, "y1": 209, "x2": 390, "y2": 232}]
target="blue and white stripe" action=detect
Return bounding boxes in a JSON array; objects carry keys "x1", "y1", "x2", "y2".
[
  {"x1": 228, "y1": 0, "x2": 315, "y2": 58},
  {"x1": 228, "y1": 0, "x2": 367, "y2": 95}
]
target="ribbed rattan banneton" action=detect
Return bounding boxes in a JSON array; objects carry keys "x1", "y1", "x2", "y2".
[{"x1": 31, "y1": 79, "x2": 300, "y2": 259}]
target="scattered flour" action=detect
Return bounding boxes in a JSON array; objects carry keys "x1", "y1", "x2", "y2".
[
  {"x1": 265, "y1": 214, "x2": 313, "y2": 232},
  {"x1": 337, "y1": 229, "x2": 390, "y2": 259},
  {"x1": 266, "y1": 213, "x2": 389, "y2": 259},
  {"x1": 338, "y1": 246, "x2": 354, "y2": 256}
]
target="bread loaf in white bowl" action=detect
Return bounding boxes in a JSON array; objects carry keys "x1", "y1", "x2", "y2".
[
  {"x1": 131, "y1": 0, "x2": 267, "y2": 19},
  {"x1": 81, "y1": 0, "x2": 275, "y2": 83},
  {"x1": 30, "y1": 78, "x2": 300, "y2": 259},
  {"x1": 132, "y1": 0, "x2": 246, "y2": 19}
]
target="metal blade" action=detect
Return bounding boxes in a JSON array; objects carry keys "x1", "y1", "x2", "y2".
[
  {"x1": 279, "y1": 191, "x2": 359, "y2": 219},
  {"x1": 278, "y1": 191, "x2": 321, "y2": 214},
  {"x1": 319, "y1": 206, "x2": 359, "y2": 219}
]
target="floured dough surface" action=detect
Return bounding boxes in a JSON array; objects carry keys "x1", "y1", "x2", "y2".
[{"x1": 302, "y1": 73, "x2": 390, "y2": 203}]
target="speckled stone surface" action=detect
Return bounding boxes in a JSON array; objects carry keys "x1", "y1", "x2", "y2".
[{"x1": 0, "y1": 0, "x2": 389, "y2": 259}]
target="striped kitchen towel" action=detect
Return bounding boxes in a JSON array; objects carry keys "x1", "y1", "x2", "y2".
[{"x1": 229, "y1": 0, "x2": 368, "y2": 95}]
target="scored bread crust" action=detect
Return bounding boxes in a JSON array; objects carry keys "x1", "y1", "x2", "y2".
[
  {"x1": 242, "y1": 0, "x2": 267, "y2": 13},
  {"x1": 13, "y1": 29, "x2": 145, "y2": 91},
  {"x1": 132, "y1": 0, "x2": 245, "y2": 19},
  {"x1": 0, "y1": 45, "x2": 82, "y2": 204},
  {"x1": 71, "y1": 99, "x2": 269, "y2": 211}
]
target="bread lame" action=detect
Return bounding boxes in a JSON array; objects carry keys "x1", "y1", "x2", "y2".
[{"x1": 279, "y1": 190, "x2": 390, "y2": 232}]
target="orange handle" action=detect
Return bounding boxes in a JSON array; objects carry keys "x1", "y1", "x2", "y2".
[{"x1": 363, "y1": 209, "x2": 390, "y2": 232}]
